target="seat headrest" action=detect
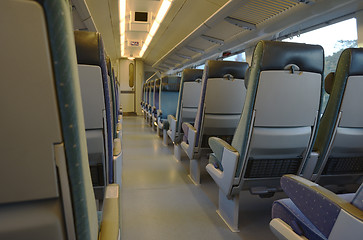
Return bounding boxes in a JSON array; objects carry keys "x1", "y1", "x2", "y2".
[
  {"x1": 74, "y1": 31, "x2": 104, "y2": 66},
  {"x1": 161, "y1": 76, "x2": 181, "y2": 91},
  {"x1": 206, "y1": 60, "x2": 249, "y2": 79},
  {"x1": 324, "y1": 72, "x2": 335, "y2": 94},
  {"x1": 182, "y1": 69, "x2": 203, "y2": 82},
  {"x1": 256, "y1": 40, "x2": 324, "y2": 74},
  {"x1": 342, "y1": 48, "x2": 363, "y2": 76}
]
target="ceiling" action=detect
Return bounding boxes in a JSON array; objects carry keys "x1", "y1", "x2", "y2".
[
  {"x1": 71, "y1": 0, "x2": 229, "y2": 62},
  {"x1": 71, "y1": 0, "x2": 363, "y2": 73}
]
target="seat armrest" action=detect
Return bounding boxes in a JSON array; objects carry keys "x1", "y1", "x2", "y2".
[
  {"x1": 113, "y1": 138, "x2": 121, "y2": 156},
  {"x1": 168, "y1": 114, "x2": 176, "y2": 126},
  {"x1": 282, "y1": 175, "x2": 363, "y2": 222},
  {"x1": 185, "y1": 122, "x2": 196, "y2": 146},
  {"x1": 168, "y1": 115, "x2": 177, "y2": 142},
  {"x1": 152, "y1": 107, "x2": 157, "y2": 117},
  {"x1": 99, "y1": 184, "x2": 120, "y2": 240},
  {"x1": 300, "y1": 151, "x2": 318, "y2": 180},
  {"x1": 181, "y1": 123, "x2": 197, "y2": 159},
  {"x1": 157, "y1": 109, "x2": 162, "y2": 118},
  {"x1": 116, "y1": 122, "x2": 122, "y2": 132},
  {"x1": 206, "y1": 145, "x2": 239, "y2": 196},
  {"x1": 270, "y1": 218, "x2": 306, "y2": 240},
  {"x1": 209, "y1": 137, "x2": 236, "y2": 162}
]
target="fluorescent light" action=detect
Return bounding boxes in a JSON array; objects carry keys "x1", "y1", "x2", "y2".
[
  {"x1": 128, "y1": 57, "x2": 135, "y2": 60},
  {"x1": 156, "y1": 0, "x2": 171, "y2": 23},
  {"x1": 144, "y1": 35, "x2": 153, "y2": 46},
  {"x1": 119, "y1": 0, "x2": 126, "y2": 57},
  {"x1": 148, "y1": 22, "x2": 159, "y2": 37},
  {"x1": 139, "y1": 0, "x2": 172, "y2": 57}
]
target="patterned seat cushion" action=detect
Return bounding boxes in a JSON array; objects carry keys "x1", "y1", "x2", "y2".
[{"x1": 272, "y1": 198, "x2": 327, "y2": 240}]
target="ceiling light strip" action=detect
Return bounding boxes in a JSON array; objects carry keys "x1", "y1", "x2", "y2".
[
  {"x1": 139, "y1": 0, "x2": 173, "y2": 58},
  {"x1": 119, "y1": 0, "x2": 126, "y2": 57}
]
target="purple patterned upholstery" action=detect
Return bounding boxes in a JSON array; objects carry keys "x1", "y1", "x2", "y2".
[
  {"x1": 280, "y1": 176, "x2": 341, "y2": 238},
  {"x1": 272, "y1": 199, "x2": 326, "y2": 240},
  {"x1": 272, "y1": 175, "x2": 362, "y2": 240}
]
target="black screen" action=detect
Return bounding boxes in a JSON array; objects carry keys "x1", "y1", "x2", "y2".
[{"x1": 135, "y1": 12, "x2": 148, "y2": 22}]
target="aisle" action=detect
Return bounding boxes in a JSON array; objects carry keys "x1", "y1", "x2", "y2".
[{"x1": 120, "y1": 116, "x2": 241, "y2": 240}]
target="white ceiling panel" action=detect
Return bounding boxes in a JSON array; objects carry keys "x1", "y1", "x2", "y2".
[
  {"x1": 85, "y1": 0, "x2": 120, "y2": 60},
  {"x1": 203, "y1": 20, "x2": 245, "y2": 41},
  {"x1": 230, "y1": 0, "x2": 298, "y2": 25},
  {"x1": 143, "y1": 0, "x2": 229, "y2": 65}
]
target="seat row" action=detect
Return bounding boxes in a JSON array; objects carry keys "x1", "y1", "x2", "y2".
[
  {"x1": 0, "y1": 1, "x2": 121, "y2": 239},
  {"x1": 140, "y1": 40, "x2": 363, "y2": 236},
  {"x1": 141, "y1": 75, "x2": 181, "y2": 144},
  {"x1": 74, "y1": 31, "x2": 123, "y2": 197}
]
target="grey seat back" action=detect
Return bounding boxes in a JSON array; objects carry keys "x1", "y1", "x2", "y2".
[
  {"x1": 313, "y1": 48, "x2": 363, "y2": 185},
  {"x1": 194, "y1": 60, "x2": 248, "y2": 147},
  {"x1": 0, "y1": 0, "x2": 98, "y2": 239},
  {"x1": 142, "y1": 83, "x2": 146, "y2": 107},
  {"x1": 179, "y1": 69, "x2": 203, "y2": 124},
  {"x1": 154, "y1": 78, "x2": 161, "y2": 116},
  {"x1": 159, "y1": 76, "x2": 181, "y2": 120},
  {"x1": 74, "y1": 31, "x2": 113, "y2": 188},
  {"x1": 145, "y1": 82, "x2": 150, "y2": 108},
  {"x1": 149, "y1": 80, "x2": 155, "y2": 111},
  {"x1": 230, "y1": 41, "x2": 324, "y2": 196},
  {"x1": 106, "y1": 57, "x2": 118, "y2": 138}
]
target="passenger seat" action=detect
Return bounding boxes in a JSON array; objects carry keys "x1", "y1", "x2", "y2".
[
  {"x1": 181, "y1": 60, "x2": 249, "y2": 184},
  {"x1": 308, "y1": 48, "x2": 363, "y2": 189},
  {"x1": 167, "y1": 69, "x2": 203, "y2": 161},
  {"x1": 0, "y1": 0, "x2": 119, "y2": 239},
  {"x1": 206, "y1": 41, "x2": 324, "y2": 231}
]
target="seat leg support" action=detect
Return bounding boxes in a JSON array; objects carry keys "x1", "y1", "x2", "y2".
[
  {"x1": 217, "y1": 189, "x2": 240, "y2": 232},
  {"x1": 114, "y1": 152, "x2": 123, "y2": 186},
  {"x1": 189, "y1": 159, "x2": 200, "y2": 185},
  {"x1": 174, "y1": 144, "x2": 182, "y2": 162},
  {"x1": 156, "y1": 125, "x2": 160, "y2": 136},
  {"x1": 162, "y1": 129, "x2": 169, "y2": 146}
]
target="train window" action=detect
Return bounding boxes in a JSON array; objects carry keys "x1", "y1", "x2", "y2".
[
  {"x1": 195, "y1": 64, "x2": 205, "y2": 69},
  {"x1": 283, "y1": 18, "x2": 358, "y2": 111},
  {"x1": 222, "y1": 52, "x2": 246, "y2": 62}
]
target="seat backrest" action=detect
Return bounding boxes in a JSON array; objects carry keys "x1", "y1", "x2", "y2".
[
  {"x1": 149, "y1": 80, "x2": 155, "y2": 110},
  {"x1": 113, "y1": 69, "x2": 120, "y2": 115},
  {"x1": 230, "y1": 40, "x2": 324, "y2": 195},
  {"x1": 145, "y1": 82, "x2": 150, "y2": 107},
  {"x1": 106, "y1": 57, "x2": 118, "y2": 138},
  {"x1": 175, "y1": 69, "x2": 203, "y2": 132},
  {"x1": 194, "y1": 60, "x2": 248, "y2": 147},
  {"x1": 154, "y1": 78, "x2": 160, "y2": 114},
  {"x1": 313, "y1": 48, "x2": 363, "y2": 183},
  {"x1": 0, "y1": 0, "x2": 98, "y2": 239},
  {"x1": 141, "y1": 83, "x2": 146, "y2": 106},
  {"x1": 159, "y1": 76, "x2": 181, "y2": 119},
  {"x1": 74, "y1": 31, "x2": 114, "y2": 183}
]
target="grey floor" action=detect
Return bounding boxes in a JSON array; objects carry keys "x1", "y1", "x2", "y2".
[{"x1": 121, "y1": 116, "x2": 285, "y2": 240}]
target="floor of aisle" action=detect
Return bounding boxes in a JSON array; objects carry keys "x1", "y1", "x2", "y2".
[{"x1": 121, "y1": 116, "x2": 283, "y2": 240}]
